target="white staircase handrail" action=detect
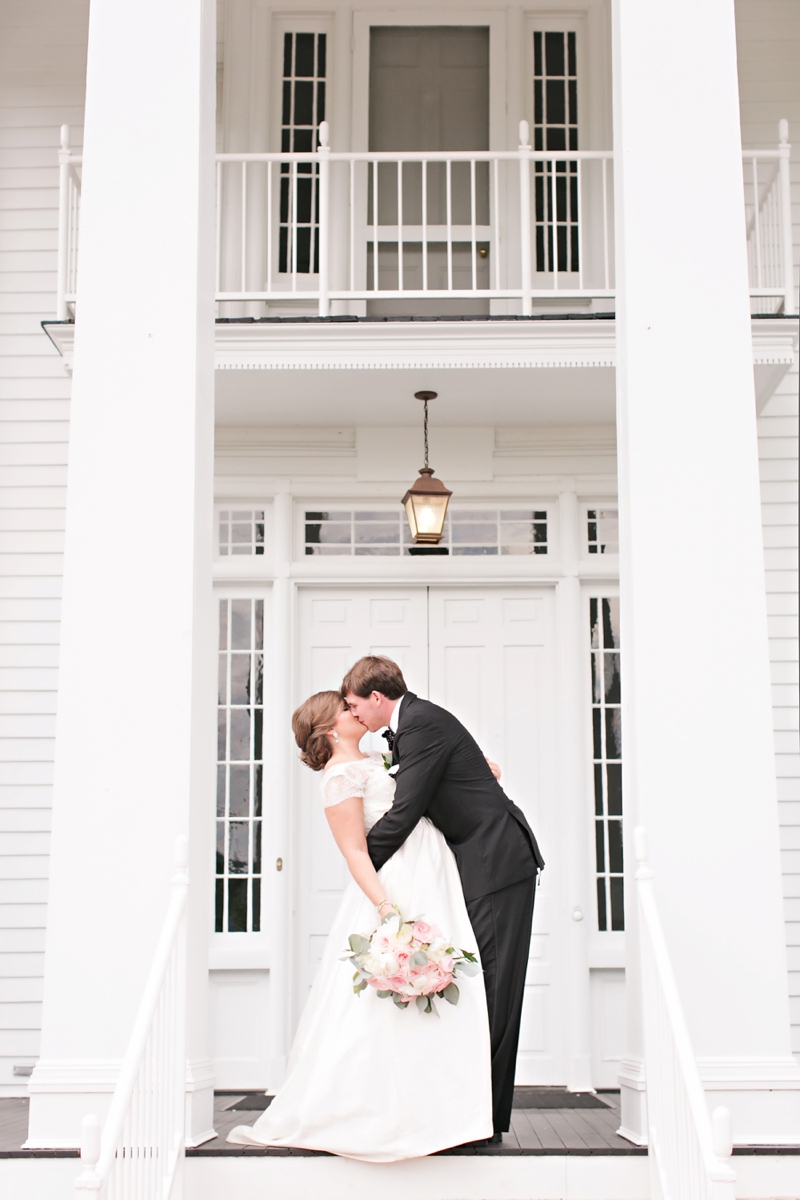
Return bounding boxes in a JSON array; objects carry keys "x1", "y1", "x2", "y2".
[
  {"x1": 635, "y1": 826, "x2": 736, "y2": 1200},
  {"x1": 75, "y1": 836, "x2": 189, "y2": 1199}
]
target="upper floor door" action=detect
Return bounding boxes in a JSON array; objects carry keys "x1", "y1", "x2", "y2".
[{"x1": 367, "y1": 26, "x2": 491, "y2": 314}]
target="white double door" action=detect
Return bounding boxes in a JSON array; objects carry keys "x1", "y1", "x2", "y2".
[{"x1": 294, "y1": 585, "x2": 562, "y2": 1084}]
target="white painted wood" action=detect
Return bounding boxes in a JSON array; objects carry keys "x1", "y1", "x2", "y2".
[
  {"x1": 293, "y1": 585, "x2": 428, "y2": 1023},
  {"x1": 612, "y1": 0, "x2": 800, "y2": 1143},
  {"x1": 736, "y1": 0, "x2": 800, "y2": 1070},
  {"x1": 25, "y1": 0, "x2": 217, "y2": 1150},
  {"x1": 0, "y1": 0, "x2": 88, "y2": 1100},
  {"x1": 427, "y1": 585, "x2": 559, "y2": 1082}
]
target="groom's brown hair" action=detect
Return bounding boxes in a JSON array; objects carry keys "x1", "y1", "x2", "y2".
[{"x1": 342, "y1": 656, "x2": 407, "y2": 700}]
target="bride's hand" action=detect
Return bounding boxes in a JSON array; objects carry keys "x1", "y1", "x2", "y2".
[{"x1": 486, "y1": 757, "x2": 501, "y2": 781}]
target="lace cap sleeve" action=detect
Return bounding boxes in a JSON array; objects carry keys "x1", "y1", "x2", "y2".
[{"x1": 321, "y1": 761, "x2": 368, "y2": 809}]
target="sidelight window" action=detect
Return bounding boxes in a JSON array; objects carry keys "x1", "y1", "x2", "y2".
[
  {"x1": 216, "y1": 599, "x2": 264, "y2": 933},
  {"x1": 533, "y1": 30, "x2": 579, "y2": 274},
  {"x1": 590, "y1": 597, "x2": 624, "y2": 931},
  {"x1": 280, "y1": 31, "x2": 326, "y2": 274}
]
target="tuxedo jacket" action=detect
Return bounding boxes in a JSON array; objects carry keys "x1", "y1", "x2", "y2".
[{"x1": 366, "y1": 693, "x2": 544, "y2": 902}]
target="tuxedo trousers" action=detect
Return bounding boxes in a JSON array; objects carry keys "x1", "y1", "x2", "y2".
[{"x1": 466, "y1": 874, "x2": 537, "y2": 1134}]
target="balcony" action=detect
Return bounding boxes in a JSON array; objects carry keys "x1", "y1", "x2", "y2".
[{"x1": 55, "y1": 120, "x2": 796, "y2": 323}]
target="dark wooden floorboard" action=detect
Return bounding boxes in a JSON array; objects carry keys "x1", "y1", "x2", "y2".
[
  {"x1": 0, "y1": 1092, "x2": 636, "y2": 1156},
  {"x1": 523, "y1": 1109, "x2": 568, "y2": 1151},
  {"x1": 558, "y1": 1108, "x2": 618, "y2": 1149},
  {"x1": 509, "y1": 1110, "x2": 543, "y2": 1150}
]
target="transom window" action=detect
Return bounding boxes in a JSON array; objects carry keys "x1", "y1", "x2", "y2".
[
  {"x1": 533, "y1": 30, "x2": 579, "y2": 274},
  {"x1": 590, "y1": 597, "x2": 623, "y2": 931},
  {"x1": 304, "y1": 508, "x2": 549, "y2": 556},
  {"x1": 280, "y1": 31, "x2": 326, "y2": 274},
  {"x1": 218, "y1": 510, "x2": 265, "y2": 556},
  {"x1": 587, "y1": 509, "x2": 619, "y2": 555},
  {"x1": 216, "y1": 599, "x2": 264, "y2": 933}
]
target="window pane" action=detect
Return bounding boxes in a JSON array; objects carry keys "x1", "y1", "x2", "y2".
[
  {"x1": 216, "y1": 766, "x2": 226, "y2": 817},
  {"x1": 216, "y1": 821, "x2": 225, "y2": 874},
  {"x1": 229, "y1": 766, "x2": 249, "y2": 818},
  {"x1": 608, "y1": 820, "x2": 623, "y2": 874},
  {"x1": 604, "y1": 652, "x2": 621, "y2": 704},
  {"x1": 605, "y1": 709, "x2": 621, "y2": 760},
  {"x1": 252, "y1": 878, "x2": 261, "y2": 933},
  {"x1": 231, "y1": 600, "x2": 252, "y2": 650},
  {"x1": 230, "y1": 654, "x2": 251, "y2": 705},
  {"x1": 610, "y1": 878, "x2": 625, "y2": 931},
  {"x1": 215, "y1": 879, "x2": 224, "y2": 933},
  {"x1": 228, "y1": 822, "x2": 249, "y2": 874},
  {"x1": 606, "y1": 763, "x2": 623, "y2": 816},
  {"x1": 596, "y1": 877, "x2": 607, "y2": 932},
  {"x1": 229, "y1": 709, "x2": 250, "y2": 760},
  {"x1": 228, "y1": 879, "x2": 248, "y2": 932},
  {"x1": 595, "y1": 820, "x2": 605, "y2": 872}
]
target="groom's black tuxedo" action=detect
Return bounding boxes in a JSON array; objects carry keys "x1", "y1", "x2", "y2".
[
  {"x1": 367, "y1": 693, "x2": 543, "y2": 899},
  {"x1": 366, "y1": 692, "x2": 544, "y2": 1137}
]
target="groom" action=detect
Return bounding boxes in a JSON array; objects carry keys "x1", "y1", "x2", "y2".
[{"x1": 342, "y1": 656, "x2": 544, "y2": 1144}]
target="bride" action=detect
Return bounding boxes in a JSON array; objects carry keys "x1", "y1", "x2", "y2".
[{"x1": 226, "y1": 690, "x2": 493, "y2": 1160}]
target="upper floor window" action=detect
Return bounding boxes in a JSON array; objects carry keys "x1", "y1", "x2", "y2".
[
  {"x1": 534, "y1": 30, "x2": 579, "y2": 274},
  {"x1": 280, "y1": 32, "x2": 326, "y2": 274}
]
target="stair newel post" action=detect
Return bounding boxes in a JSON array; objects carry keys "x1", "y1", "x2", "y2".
[
  {"x1": 518, "y1": 119, "x2": 533, "y2": 316},
  {"x1": 318, "y1": 120, "x2": 331, "y2": 317},
  {"x1": 777, "y1": 119, "x2": 796, "y2": 315},
  {"x1": 74, "y1": 1114, "x2": 102, "y2": 1195},
  {"x1": 57, "y1": 124, "x2": 71, "y2": 320}
]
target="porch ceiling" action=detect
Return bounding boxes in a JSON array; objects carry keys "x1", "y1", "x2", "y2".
[
  {"x1": 214, "y1": 316, "x2": 618, "y2": 427},
  {"x1": 215, "y1": 362, "x2": 617, "y2": 427},
  {"x1": 41, "y1": 316, "x2": 797, "y2": 425}
]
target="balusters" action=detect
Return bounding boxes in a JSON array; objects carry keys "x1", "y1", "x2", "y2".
[{"x1": 518, "y1": 121, "x2": 532, "y2": 315}]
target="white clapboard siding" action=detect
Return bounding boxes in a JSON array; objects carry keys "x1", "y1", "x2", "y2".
[
  {"x1": 0, "y1": 0, "x2": 88, "y2": 1094},
  {"x1": 737, "y1": 0, "x2": 800, "y2": 1057}
]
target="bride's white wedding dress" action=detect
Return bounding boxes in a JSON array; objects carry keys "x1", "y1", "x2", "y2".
[{"x1": 227, "y1": 751, "x2": 493, "y2": 1161}]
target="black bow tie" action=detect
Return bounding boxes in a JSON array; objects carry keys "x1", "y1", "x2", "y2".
[{"x1": 382, "y1": 728, "x2": 395, "y2": 752}]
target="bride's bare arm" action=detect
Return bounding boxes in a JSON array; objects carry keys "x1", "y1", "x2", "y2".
[{"x1": 326, "y1": 796, "x2": 393, "y2": 915}]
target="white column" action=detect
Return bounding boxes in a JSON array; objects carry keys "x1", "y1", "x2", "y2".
[
  {"x1": 557, "y1": 490, "x2": 594, "y2": 1092},
  {"x1": 267, "y1": 492, "x2": 294, "y2": 1086},
  {"x1": 27, "y1": 0, "x2": 217, "y2": 1146},
  {"x1": 612, "y1": 0, "x2": 800, "y2": 1142}
]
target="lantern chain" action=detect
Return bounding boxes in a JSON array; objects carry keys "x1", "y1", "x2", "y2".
[{"x1": 423, "y1": 399, "x2": 429, "y2": 469}]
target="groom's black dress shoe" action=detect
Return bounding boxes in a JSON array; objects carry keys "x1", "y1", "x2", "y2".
[{"x1": 488, "y1": 1132, "x2": 503, "y2": 1144}]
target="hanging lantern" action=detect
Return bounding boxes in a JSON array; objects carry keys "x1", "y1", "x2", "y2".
[{"x1": 402, "y1": 392, "x2": 453, "y2": 546}]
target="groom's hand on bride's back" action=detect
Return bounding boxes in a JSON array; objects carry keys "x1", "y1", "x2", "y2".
[{"x1": 485, "y1": 758, "x2": 501, "y2": 781}]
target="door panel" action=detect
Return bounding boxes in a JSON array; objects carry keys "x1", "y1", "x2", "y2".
[
  {"x1": 294, "y1": 588, "x2": 429, "y2": 1018},
  {"x1": 293, "y1": 584, "x2": 560, "y2": 1082},
  {"x1": 428, "y1": 587, "x2": 559, "y2": 1084}
]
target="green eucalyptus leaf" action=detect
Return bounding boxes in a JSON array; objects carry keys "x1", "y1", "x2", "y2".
[
  {"x1": 458, "y1": 960, "x2": 480, "y2": 977},
  {"x1": 392, "y1": 992, "x2": 408, "y2": 1008},
  {"x1": 416, "y1": 995, "x2": 428, "y2": 1013},
  {"x1": 411, "y1": 950, "x2": 428, "y2": 967},
  {"x1": 377, "y1": 990, "x2": 392, "y2": 998},
  {"x1": 443, "y1": 982, "x2": 460, "y2": 1005},
  {"x1": 348, "y1": 934, "x2": 371, "y2": 954}
]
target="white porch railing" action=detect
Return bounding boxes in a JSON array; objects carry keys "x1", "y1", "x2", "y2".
[
  {"x1": 74, "y1": 837, "x2": 189, "y2": 1200},
  {"x1": 635, "y1": 826, "x2": 736, "y2": 1200},
  {"x1": 55, "y1": 120, "x2": 795, "y2": 319},
  {"x1": 743, "y1": 120, "x2": 796, "y2": 315}
]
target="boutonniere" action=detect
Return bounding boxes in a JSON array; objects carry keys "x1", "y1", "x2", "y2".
[{"x1": 382, "y1": 753, "x2": 392, "y2": 771}]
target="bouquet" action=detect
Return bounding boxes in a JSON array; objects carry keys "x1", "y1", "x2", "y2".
[{"x1": 343, "y1": 908, "x2": 480, "y2": 1015}]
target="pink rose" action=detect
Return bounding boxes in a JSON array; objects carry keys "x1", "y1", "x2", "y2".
[
  {"x1": 413, "y1": 920, "x2": 434, "y2": 942},
  {"x1": 395, "y1": 948, "x2": 411, "y2": 967}
]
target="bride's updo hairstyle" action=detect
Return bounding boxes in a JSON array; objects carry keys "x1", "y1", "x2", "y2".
[{"x1": 292, "y1": 690, "x2": 345, "y2": 771}]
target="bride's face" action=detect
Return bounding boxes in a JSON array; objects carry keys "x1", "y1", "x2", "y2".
[{"x1": 329, "y1": 702, "x2": 365, "y2": 742}]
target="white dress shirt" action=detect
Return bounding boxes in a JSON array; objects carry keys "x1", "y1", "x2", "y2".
[{"x1": 388, "y1": 694, "x2": 405, "y2": 734}]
